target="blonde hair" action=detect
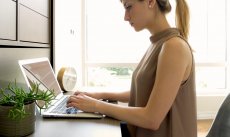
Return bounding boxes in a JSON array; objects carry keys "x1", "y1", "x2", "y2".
[
  {"x1": 120, "y1": 0, "x2": 190, "y2": 39},
  {"x1": 157, "y1": 0, "x2": 190, "y2": 40}
]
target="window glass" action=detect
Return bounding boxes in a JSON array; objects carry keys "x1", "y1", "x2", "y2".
[
  {"x1": 188, "y1": 0, "x2": 227, "y2": 62},
  {"x1": 87, "y1": 67, "x2": 133, "y2": 88},
  {"x1": 196, "y1": 67, "x2": 226, "y2": 89},
  {"x1": 86, "y1": 0, "x2": 149, "y2": 63},
  {"x1": 85, "y1": 0, "x2": 229, "y2": 93}
]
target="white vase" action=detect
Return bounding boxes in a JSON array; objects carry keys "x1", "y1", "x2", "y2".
[{"x1": 0, "y1": 102, "x2": 36, "y2": 137}]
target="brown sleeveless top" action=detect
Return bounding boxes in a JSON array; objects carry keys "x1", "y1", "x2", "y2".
[{"x1": 128, "y1": 28, "x2": 197, "y2": 137}]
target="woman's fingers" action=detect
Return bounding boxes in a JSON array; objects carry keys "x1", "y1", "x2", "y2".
[
  {"x1": 66, "y1": 94, "x2": 98, "y2": 113},
  {"x1": 67, "y1": 94, "x2": 82, "y2": 107},
  {"x1": 74, "y1": 91, "x2": 84, "y2": 95}
]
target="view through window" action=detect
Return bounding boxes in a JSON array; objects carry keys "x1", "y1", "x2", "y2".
[{"x1": 84, "y1": 0, "x2": 230, "y2": 94}]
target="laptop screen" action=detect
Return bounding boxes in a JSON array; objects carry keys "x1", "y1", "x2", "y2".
[{"x1": 19, "y1": 58, "x2": 63, "y2": 107}]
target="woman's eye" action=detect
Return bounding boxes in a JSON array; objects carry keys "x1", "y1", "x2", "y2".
[{"x1": 125, "y1": 5, "x2": 132, "y2": 10}]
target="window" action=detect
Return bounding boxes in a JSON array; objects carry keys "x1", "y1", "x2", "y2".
[
  {"x1": 54, "y1": 0, "x2": 230, "y2": 120},
  {"x1": 83, "y1": 0, "x2": 230, "y2": 94},
  {"x1": 84, "y1": 0, "x2": 149, "y2": 88},
  {"x1": 187, "y1": 0, "x2": 229, "y2": 94}
]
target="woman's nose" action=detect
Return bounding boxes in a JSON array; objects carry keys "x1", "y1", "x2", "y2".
[{"x1": 124, "y1": 11, "x2": 130, "y2": 21}]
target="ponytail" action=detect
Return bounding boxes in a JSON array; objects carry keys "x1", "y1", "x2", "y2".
[
  {"x1": 156, "y1": 0, "x2": 190, "y2": 40},
  {"x1": 175, "y1": 0, "x2": 190, "y2": 40}
]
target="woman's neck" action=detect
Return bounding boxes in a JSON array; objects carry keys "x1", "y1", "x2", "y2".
[{"x1": 148, "y1": 13, "x2": 171, "y2": 36}]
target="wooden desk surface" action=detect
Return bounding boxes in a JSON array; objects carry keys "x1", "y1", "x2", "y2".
[{"x1": 28, "y1": 114, "x2": 121, "y2": 137}]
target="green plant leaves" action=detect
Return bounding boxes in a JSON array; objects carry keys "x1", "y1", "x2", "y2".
[{"x1": 0, "y1": 80, "x2": 55, "y2": 120}]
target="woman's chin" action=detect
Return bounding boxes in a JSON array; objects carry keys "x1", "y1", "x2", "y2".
[{"x1": 134, "y1": 27, "x2": 144, "y2": 32}]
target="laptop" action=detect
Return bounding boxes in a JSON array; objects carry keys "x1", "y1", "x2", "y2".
[{"x1": 18, "y1": 57, "x2": 104, "y2": 118}]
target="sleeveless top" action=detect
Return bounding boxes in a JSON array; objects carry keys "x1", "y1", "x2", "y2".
[{"x1": 128, "y1": 28, "x2": 197, "y2": 137}]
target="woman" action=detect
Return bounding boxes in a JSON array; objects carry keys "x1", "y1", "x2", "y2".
[{"x1": 67, "y1": 0, "x2": 197, "y2": 137}]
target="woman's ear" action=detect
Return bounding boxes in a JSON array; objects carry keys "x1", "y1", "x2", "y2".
[{"x1": 148, "y1": 0, "x2": 156, "y2": 8}]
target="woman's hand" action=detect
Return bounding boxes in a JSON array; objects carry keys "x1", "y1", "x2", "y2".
[
  {"x1": 74, "y1": 90, "x2": 102, "y2": 99},
  {"x1": 66, "y1": 93, "x2": 99, "y2": 113}
]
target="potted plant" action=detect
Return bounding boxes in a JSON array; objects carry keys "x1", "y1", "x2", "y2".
[{"x1": 0, "y1": 81, "x2": 55, "y2": 137}]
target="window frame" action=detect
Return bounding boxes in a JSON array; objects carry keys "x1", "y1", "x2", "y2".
[
  {"x1": 52, "y1": 0, "x2": 230, "y2": 119},
  {"x1": 81, "y1": 0, "x2": 230, "y2": 95}
]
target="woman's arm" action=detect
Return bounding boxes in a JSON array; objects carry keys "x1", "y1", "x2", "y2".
[
  {"x1": 74, "y1": 90, "x2": 130, "y2": 103},
  {"x1": 67, "y1": 38, "x2": 192, "y2": 131},
  {"x1": 100, "y1": 91, "x2": 130, "y2": 102},
  {"x1": 96, "y1": 39, "x2": 192, "y2": 130}
]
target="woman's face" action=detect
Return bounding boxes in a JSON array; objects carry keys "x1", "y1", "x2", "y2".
[{"x1": 122, "y1": 0, "x2": 155, "y2": 32}]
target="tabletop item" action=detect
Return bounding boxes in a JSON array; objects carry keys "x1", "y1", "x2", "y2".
[
  {"x1": 18, "y1": 57, "x2": 103, "y2": 118},
  {"x1": 57, "y1": 67, "x2": 77, "y2": 92}
]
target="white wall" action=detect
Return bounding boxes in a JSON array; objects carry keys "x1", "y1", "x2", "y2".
[
  {"x1": 197, "y1": 95, "x2": 226, "y2": 119},
  {"x1": 53, "y1": 0, "x2": 83, "y2": 88}
]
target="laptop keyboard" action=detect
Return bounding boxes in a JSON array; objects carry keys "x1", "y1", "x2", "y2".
[{"x1": 50, "y1": 96, "x2": 78, "y2": 114}]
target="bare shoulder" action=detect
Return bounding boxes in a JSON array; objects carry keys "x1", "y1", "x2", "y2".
[
  {"x1": 159, "y1": 37, "x2": 193, "y2": 81},
  {"x1": 161, "y1": 37, "x2": 191, "y2": 56}
]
